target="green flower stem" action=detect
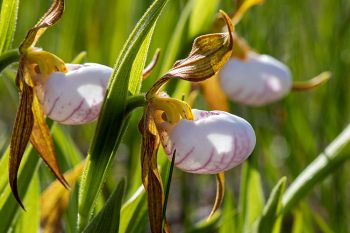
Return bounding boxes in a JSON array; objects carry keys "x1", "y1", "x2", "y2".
[
  {"x1": 77, "y1": 94, "x2": 145, "y2": 231},
  {"x1": 0, "y1": 49, "x2": 20, "y2": 72},
  {"x1": 282, "y1": 124, "x2": 350, "y2": 213},
  {"x1": 125, "y1": 94, "x2": 147, "y2": 115}
]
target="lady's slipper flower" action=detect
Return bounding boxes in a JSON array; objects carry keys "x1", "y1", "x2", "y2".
[
  {"x1": 157, "y1": 108, "x2": 256, "y2": 173},
  {"x1": 218, "y1": 51, "x2": 292, "y2": 106},
  {"x1": 8, "y1": 0, "x2": 68, "y2": 208},
  {"x1": 139, "y1": 11, "x2": 255, "y2": 233},
  {"x1": 35, "y1": 63, "x2": 112, "y2": 125},
  {"x1": 202, "y1": 1, "x2": 330, "y2": 109}
]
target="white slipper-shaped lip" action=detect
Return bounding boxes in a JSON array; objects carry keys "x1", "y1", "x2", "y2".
[
  {"x1": 39, "y1": 63, "x2": 112, "y2": 125},
  {"x1": 219, "y1": 52, "x2": 292, "y2": 106},
  {"x1": 158, "y1": 109, "x2": 256, "y2": 174}
]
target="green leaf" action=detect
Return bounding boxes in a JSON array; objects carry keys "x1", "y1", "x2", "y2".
[
  {"x1": 186, "y1": 211, "x2": 221, "y2": 233},
  {"x1": 64, "y1": 186, "x2": 80, "y2": 233},
  {"x1": 254, "y1": 177, "x2": 287, "y2": 233},
  {"x1": 0, "y1": 147, "x2": 40, "y2": 232},
  {"x1": 239, "y1": 159, "x2": 265, "y2": 233},
  {"x1": 0, "y1": 0, "x2": 19, "y2": 54},
  {"x1": 78, "y1": 0, "x2": 169, "y2": 230},
  {"x1": 189, "y1": 0, "x2": 220, "y2": 37},
  {"x1": 83, "y1": 179, "x2": 126, "y2": 233},
  {"x1": 119, "y1": 185, "x2": 148, "y2": 233},
  {"x1": 128, "y1": 27, "x2": 155, "y2": 95},
  {"x1": 291, "y1": 209, "x2": 303, "y2": 233},
  {"x1": 13, "y1": 173, "x2": 40, "y2": 233},
  {"x1": 0, "y1": 148, "x2": 10, "y2": 194},
  {"x1": 219, "y1": 189, "x2": 237, "y2": 233},
  {"x1": 290, "y1": 203, "x2": 316, "y2": 233},
  {"x1": 0, "y1": 121, "x2": 61, "y2": 232}
]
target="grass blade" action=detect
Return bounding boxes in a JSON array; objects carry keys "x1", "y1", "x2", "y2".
[
  {"x1": 239, "y1": 159, "x2": 265, "y2": 233},
  {"x1": 219, "y1": 189, "x2": 237, "y2": 233},
  {"x1": 187, "y1": 211, "x2": 221, "y2": 233},
  {"x1": 119, "y1": 185, "x2": 148, "y2": 233},
  {"x1": 13, "y1": 173, "x2": 40, "y2": 233},
  {"x1": 0, "y1": 0, "x2": 19, "y2": 54},
  {"x1": 0, "y1": 147, "x2": 40, "y2": 232},
  {"x1": 254, "y1": 177, "x2": 287, "y2": 233},
  {"x1": 83, "y1": 178, "x2": 126, "y2": 233},
  {"x1": 78, "y1": 0, "x2": 169, "y2": 230}
]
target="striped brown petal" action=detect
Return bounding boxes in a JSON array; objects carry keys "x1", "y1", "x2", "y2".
[
  {"x1": 9, "y1": 68, "x2": 34, "y2": 209},
  {"x1": 147, "y1": 10, "x2": 234, "y2": 98},
  {"x1": 30, "y1": 94, "x2": 69, "y2": 188},
  {"x1": 139, "y1": 108, "x2": 166, "y2": 233},
  {"x1": 20, "y1": 0, "x2": 64, "y2": 53}
]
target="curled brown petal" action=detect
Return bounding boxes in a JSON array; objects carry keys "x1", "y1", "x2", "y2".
[
  {"x1": 19, "y1": 0, "x2": 64, "y2": 53},
  {"x1": 140, "y1": 108, "x2": 166, "y2": 233},
  {"x1": 30, "y1": 95, "x2": 69, "y2": 188},
  {"x1": 147, "y1": 10, "x2": 234, "y2": 98}
]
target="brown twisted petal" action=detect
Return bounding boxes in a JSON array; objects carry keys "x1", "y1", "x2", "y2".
[
  {"x1": 20, "y1": 0, "x2": 64, "y2": 53},
  {"x1": 30, "y1": 94, "x2": 69, "y2": 188},
  {"x1": 147, "y1": 10, "x2": 234, "y2": 98},
  {"x1": 10, "y1": 62, "x2": 68, "y2": 208},
  {"x1": 9, "y1": 68, "x2": 34, "y2": 209},
  {"x1": 9, "y1": 0, "x2": 67, "y2": 209},
  {"x1": 140, "y1": 108, "x2": 166, "y2": 233}
]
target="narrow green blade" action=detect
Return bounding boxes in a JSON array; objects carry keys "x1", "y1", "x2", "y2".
[
  {"x1": 78, "y1": 0, "x2": 169, "y2": 230},
  {"x1": 0, "y1": 0, "x2": 19, "y2": 54},
  {"x1": 219, "y1": 189, "x2": 236, "y2": 233},
  {"x1": 83, "y1": 179, "x2": 126, "y2": 233},
  {"x1": 13, "y1": 173, "x2": 40, "y2": 233},
  {"x1": 119, "y1": 185, "x2": 148, "y2": 233},
  {"x1": 187, "y1": 212, "x2": 221, "y2": 233},
  {"x1": 239, "y1": 159, "x2": 265, "y2": 233},
  {"x1": 254, "y1": 177, "x2": 287, "y2": 233},
  {"x1": 0, "y1": 147, "x2": 40, "y2": 232}
]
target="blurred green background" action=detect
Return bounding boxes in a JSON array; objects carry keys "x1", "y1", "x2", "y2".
[{"x1": 1, "y1": 0, "x2": 350, "y2": 232}]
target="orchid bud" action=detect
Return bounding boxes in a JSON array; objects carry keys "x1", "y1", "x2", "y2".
[
  {"x1": 219, "y1": 51, "x2": 292, "y2": 106},
  {"x1": 37, "y1": 63, "x2": 112, "y2": 125},
  {"x1": 158, "y1": 109, "x2": 256, "y2": 174}
]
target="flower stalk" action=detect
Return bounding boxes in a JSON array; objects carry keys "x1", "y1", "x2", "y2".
[{"x1": 282, "y1": 124, "x2": 350, "y2": 214}]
